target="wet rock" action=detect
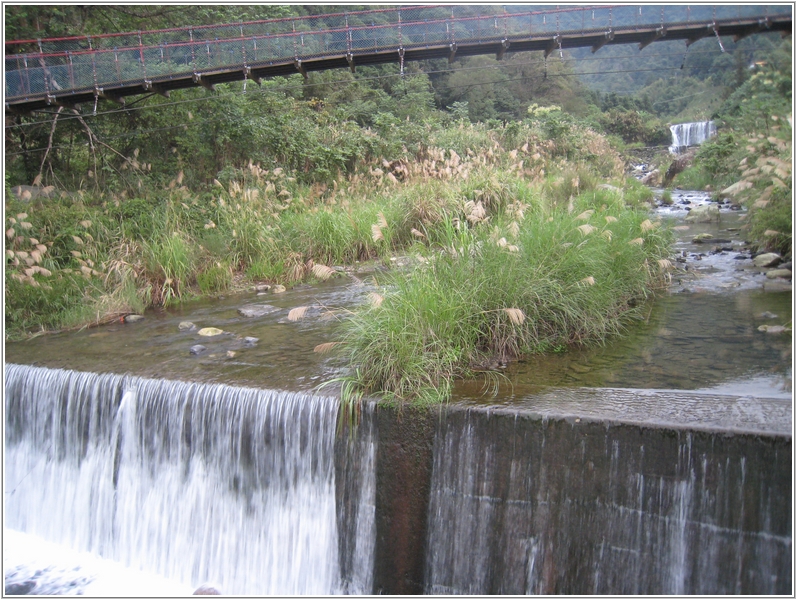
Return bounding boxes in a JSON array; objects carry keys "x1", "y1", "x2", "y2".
[
  {"x1": 569, "y1": 363, "x2": 592, "y2": 374},
  {"x1": 124, "y1": 314, "x2": 145, "y2": 323},
  {"x1": 692, "y1": 233, "x2": 713, "y2": 243},
  {"x1": 758, "y1": 311, "x2": 779, "y2": 319},
  {"x1": 757, "y1": 325, "x2": 788, "y2": 334},
  {"x1": 766, "y1": 269, "x2": 791, "y2": 280},
  {"x1": 193, "y1": 583, "x2": 222, "y2": 595},
  {"x1": 271, "y1": 285, "x2": 287, "y2": 294},
  {"x1": 753, "y1": 253, "x2": 781, "y2": 268},
  {"x1": 189, "y1": 345, "x2": 207, "y2": 355},
  {"x1": 640, "y1": 169, "x2": 660, "y2": 186},
  {"x1": 178, "y1": 321, "x2": 196, "y2": 331},
  {"x1": 253, "y1": 284, "x2": 271, "y2": 292},
  {"x1": 226, "y1": 350, "x2": 237, "y2": 358},
  {"x1": 238, "y1": 304, "x2": 279, "y2": 317},
  {"x1": 779, "y1": 261, "x2": 792, "y2": 271},
  {"x1": 243, "y1": 336, "x2": 259, "y2": 345},
  {"x1": 763, "y1": 279, "x2": 792, "y2": 293},
  {"x1": 197, "y1": 327, "x2": 224, "y2": 337},
  {"x1": 684, "y1": 204, "x2": 720, "y2": 223},
  {"x1": 6, "y1": 581, "x2": 37, "y2": 595}
]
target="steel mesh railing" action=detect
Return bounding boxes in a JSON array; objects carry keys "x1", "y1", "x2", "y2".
[{"x1": 5, "y1": 4, "x2": 791, "y2": 102}]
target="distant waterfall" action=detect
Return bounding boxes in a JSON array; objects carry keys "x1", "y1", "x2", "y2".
[
  {"x1": 4, "y1": 364, "x2": 376, "y2": 596},
  {"x1": 669, "y1": 121, "x2": 717, "y2": 153}
]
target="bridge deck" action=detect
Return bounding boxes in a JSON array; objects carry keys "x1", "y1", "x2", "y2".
[{"x1": 5, "y1": 5, "x2": 791, "y2": 114}]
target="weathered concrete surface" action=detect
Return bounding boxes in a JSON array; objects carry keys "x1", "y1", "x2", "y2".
[
  {"x1": 370, "y1": 388, "x2": 791, "y2": 595},
  {"x1": 370, "y1": 406, "x2": 437, "y2": 594}
]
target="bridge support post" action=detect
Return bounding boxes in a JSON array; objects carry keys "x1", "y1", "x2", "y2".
[
  {"x1": 591, "y1": 29, "x2": 614, "y2": 53},
  {"x1": 496, "y1": 39, "x2": 510, "y2": 61},
  {"x1": 346, "y1": 52, "x2": 355, "y2": 73},
  {"x1": 143, "y1": 80, "x2": 170, "y2": 98},
  {"x1": 192, "y1": 74, "x2": 215, "y2": 92},
  {"x1": 543, "y1": 35, "x2": 562, "y2": 59},
  {"x1": 638, "y1": 27, "x2": 666, "y2": 50},
  {"x1": 294, "y1": 59, "x2": 308, "y2": 80},
  {"x1": 448, "y1": 43, "x2": 457, "y2": 63}
]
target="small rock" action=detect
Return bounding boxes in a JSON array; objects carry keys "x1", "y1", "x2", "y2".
[
  {"x1": 758, "y1": 311, "x2": 779, "y2": 319},
  {"x1": 178, "y1": 321, "x2": 196, "y2": 331},
  {"x1": 272, "y1": 284, "x2": 287, "y2": 294},
  {"x1": 684, "y1": 204, "x2": 720, "y2": 223},
  {"x1": 243, "y1": 336, "x2": 259, "y2": 345},
  {"x1": 253, "y1": 284, "x2": 271, "y2": 293},
  {"x1": 779, "y1": 261, "x2": 792, "y2": 271},
  {"x1": 757, "y1": 325, "x2": 787, "y2": 334},
  {"x1": 226, "y1": 350, "x2": 237, "y2": 358},
  {"x1": 124, "y1": 314, "x2": 145, "y2": 323},
  {"x1": 197, "y1": 327, "x2": 224, "y2": 337},
  {"x1": 238, "y1": 304, "x2": 279, "y2": 317},
  {"x1": 763, "y1": 279, "x2": 792, "y2": 293},
  {"x1": 189, "y1": 345, "x2": 207, "y2": 355},
  {"x1": 753, "y1": 252, "x2": 781, "y2": 268},
  {"x1": 766, "y1": 269, "x2": 792, "y2": 280},
  {"x1": 6, "y1": 581, "x2": 37, "y2": 595},
  {"x1": 193, "y1": 583, "x2": 222, "y2": 595},
  {"x1": 692, "y1": 233, "x2": 713, "y2": 243}
]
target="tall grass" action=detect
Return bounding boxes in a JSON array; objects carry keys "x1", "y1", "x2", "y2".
[{"x1": 329, "y1": 185, "x2": 672, "y2": 406}]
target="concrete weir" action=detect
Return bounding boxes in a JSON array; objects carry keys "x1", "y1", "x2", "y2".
[
  {"x1": 371, "y1": 389, "x2": 792, "y2": 595},
  {"x1": 4, "y1": 364, "x2": 791, "y2": 595}
]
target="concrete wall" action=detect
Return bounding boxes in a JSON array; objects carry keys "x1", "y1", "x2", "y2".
[{"x1": 367, "y1": 399, "x2": 792, "y2": 595}]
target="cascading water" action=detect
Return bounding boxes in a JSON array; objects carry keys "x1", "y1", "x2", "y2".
[
  {"x1": 669, "y1": 121, "x2": 717, "y2": 153},
  {"x1": 4, "y1": 363, "x2": 376, "y2": 596}
]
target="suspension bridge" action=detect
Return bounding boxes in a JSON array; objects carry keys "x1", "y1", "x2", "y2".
[{"x1": 5, "y1": 4, "x2": 792, "y2": 114}]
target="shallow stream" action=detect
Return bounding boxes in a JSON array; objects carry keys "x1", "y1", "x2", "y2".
[{"x1": 6, "y1": 190, "x2": 792, "y2": 400}]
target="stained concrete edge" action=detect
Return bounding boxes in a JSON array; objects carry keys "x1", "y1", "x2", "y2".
[{"x1": 449, "y1": 387, "x2": 793, "y2": 437}]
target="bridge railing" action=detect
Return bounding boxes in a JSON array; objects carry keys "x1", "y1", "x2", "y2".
[{"x1": 5, "y1": 4, "x2": 790, "y2": 102}]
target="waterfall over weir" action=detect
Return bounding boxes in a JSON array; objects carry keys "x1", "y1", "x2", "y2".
[
  {"x1": 5, "y1": 364, "x2": 791, "y2": 595},
  {"x1": 669, "y1": 121, "x2": 717, "y2": 153},
  {"x1": 4, "y1": 364, "x2": 376, "y2": 596}
]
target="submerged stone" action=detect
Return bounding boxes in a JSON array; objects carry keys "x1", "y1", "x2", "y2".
[
  {"x1": 238, "y1": 304, "x2": 279, "y2": 317},
  {"x1": 684, "y1": 204, "x2": 720, "y2": 223},
  {"x1": 766, "y1": 269, "x2": 791, "y2": 280},
  {"x1": 189, "y1": 345, "x2": 206, "y2": 355},
  {"x1": 124, "y1": 314, "x2": 144, "y2": 323},
  {"x1": 197, "y1": 327, "x2": 224, "y2": 337},
  {"x1": 178, "y1": 321, "x2": 196, "y2": 331}
]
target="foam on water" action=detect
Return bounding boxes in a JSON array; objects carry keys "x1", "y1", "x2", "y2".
[{"x1": 4, "y1": 529, "x2": 193, "y2": 596}]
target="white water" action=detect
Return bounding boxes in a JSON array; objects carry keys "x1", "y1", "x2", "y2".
[
  {"x1": 4, "y1": 364, "x2": 376, "y2": 596},
  {"x1": 669, "y1": 121, "x2": 716, "y2": 153}
]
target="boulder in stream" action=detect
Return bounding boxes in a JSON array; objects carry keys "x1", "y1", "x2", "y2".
[
  {"x1": 238, "y1": 304, "x2": 279, "y2": 318},
  {"x1": 765, "y1": 269, "x2": 791, "y2": 280},
  {"x1": 189, "y1": 345, "x2": 207, "y2": 355},
  {"x1": 684, "y1": 204, "x2": 720, "y2": 223},
  {"x1": 753, "y1": 253, "x2": 781, "y2": 268},
  {"x1": 197, "y1": 327, "x2": 224, "y2": 337}
]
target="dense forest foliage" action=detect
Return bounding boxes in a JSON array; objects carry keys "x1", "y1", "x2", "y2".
[{"x1": 4, "y1": 5, "x2": 792, "y2": 402}]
